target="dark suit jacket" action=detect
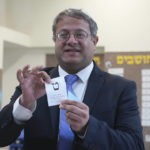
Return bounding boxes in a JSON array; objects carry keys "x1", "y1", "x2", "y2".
[{"x1": 0, "y1": 63, "x2": 145, "y2": 150}]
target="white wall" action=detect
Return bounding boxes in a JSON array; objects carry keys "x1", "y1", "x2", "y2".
[
  {"x1": 0, "y1": 1, "x2": 150, "y2": 149},
  {"x1": 0, "y1": 26, "x2": 31, "y2": 47},
  {"x1": 1, "y1": 0, "x2": 150, "y2": 107},
  {"x1": 2, "y1": 0, "x2": 150, "y2": 51},
  {"x1": 0, "y1": 39, "x2": 3, "y2": 68},
  {"x1": 2, "y1": 46, "x2": 54, "y2": 107},
  {"x1": 0, "y1": 0, "x2": 7, "y2": 27},
  {"x1": 2, "y1": 45, "x2": 104, "y2": 108}
]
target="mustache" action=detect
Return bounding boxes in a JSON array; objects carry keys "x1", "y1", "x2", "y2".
[{"x1": 64, "y1": 46, "x2": 81, "y2": 52}]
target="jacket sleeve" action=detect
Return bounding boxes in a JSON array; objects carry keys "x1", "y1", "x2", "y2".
[
  {"x1": 75, "y1": 81, "x2": 145, "y2": 150},
  {"x1": 0, "y1": 67, "x2": 54, "y2": 147},
  {"x1": 0, "y1": 85, "x2": 24, "y2": 147}
]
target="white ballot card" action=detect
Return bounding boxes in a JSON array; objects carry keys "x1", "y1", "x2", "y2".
[{"x1": 45, "y1": 76, "x2": 67, "y2": 106}]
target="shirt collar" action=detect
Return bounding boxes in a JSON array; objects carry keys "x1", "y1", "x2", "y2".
[{"x1": 58, "y1": 61, "x2": 94, "y2": 83}]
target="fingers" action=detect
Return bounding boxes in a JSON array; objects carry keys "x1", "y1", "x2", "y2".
[
  {"x1": 60, "y1": 100, "x2": 88, "y2": 110},
  {"x1": 22, "y1": 65, "x2": 43, "y2": 78},
  {"x1": 66, "y1": 111, "x2": 81, "y2": 122},
  {"x1": 31, "y1": 66, "x2": 50, "y2": 83},
  {"x1": 37, "y1": 71, "x2": 51, "y2": 83},
  {"x1": 60, "y1": 100, "x2": 89, "y2": 132},
  {"x1": 17, "y1": 65, "x2": 51, "y2": 84},
  {"x1": 32, "y1": 66, "x2": 44, "y2": 74},
  {"x1": 17, "y1": 69, "x2": 24, "y2": 84},
  {"x1": 60, "y1": 100, "x2": 89, "y2": 120},
  {"x1": 66, "y1": 112, "x2": 82, "y2": 130},
  {"x1": 22, "y1": 65, "x2": 30, "y2": 78}
]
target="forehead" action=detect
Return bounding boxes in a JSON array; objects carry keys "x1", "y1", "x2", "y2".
[{"x1": 56, "y1": 16, "x2": 90, "y2": 33}]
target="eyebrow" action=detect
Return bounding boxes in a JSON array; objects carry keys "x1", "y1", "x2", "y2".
[{"x1": 58, "y1": 29, "x2": 88, "y2": 33}]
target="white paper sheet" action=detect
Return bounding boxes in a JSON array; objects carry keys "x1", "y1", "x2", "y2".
[
  {"x1": 142, "y1": 82, "x2": 150, "y2": 88},
  {"x1": 108, "y1": 68, "x2": 124, "y2": 77},
  {"x1": 145, "y1": 134, "x2": 150, "y2": 142},
  {"x1": 142, "y1": 69, "x2": 150, "y2": 75},
  {"x1": 142, "y1": 89, "x2": 150, "y2": 95},
  {"x1": 142, "y1": 76, "x2": 150, "y2": 82},
  {"x1": 45, "y1": 77, "x2": 67, "y2": 106},
  {"x1": 142, "y1": 95, "x2": 150, "y2": 101}
]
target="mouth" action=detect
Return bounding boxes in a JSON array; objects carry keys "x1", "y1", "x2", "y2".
[{"x1": 64, "y1": 49, "x2": 81, "y2": 53}]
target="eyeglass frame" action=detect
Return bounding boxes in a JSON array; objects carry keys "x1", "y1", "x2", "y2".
[{"x1": 54, "y1": 29, "x2": 91, "y2": 42}]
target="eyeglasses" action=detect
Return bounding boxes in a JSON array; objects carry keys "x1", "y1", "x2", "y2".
[{"x1": 55, "y1": 30, "x2": 90, "y2": 42}]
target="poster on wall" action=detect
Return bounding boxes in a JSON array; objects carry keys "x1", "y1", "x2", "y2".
[
  {"x1": 104, "y1": 52, "x2": 150, "y2": 150},
  {"x1": 141, "y1": 69, "x2": 150, "y2": 126},
  {"x1": 46, "y1": 52, "x2": 150, "y2": 150}
]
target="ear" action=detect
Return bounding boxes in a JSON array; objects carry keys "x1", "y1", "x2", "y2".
[{"x1": 92, "y1": 36, "x2": 99, "y2": 46}]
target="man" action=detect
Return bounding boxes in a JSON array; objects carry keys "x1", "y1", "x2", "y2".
[{"x1": 0, "y1": 8, "x2": 144, "y2": 150}]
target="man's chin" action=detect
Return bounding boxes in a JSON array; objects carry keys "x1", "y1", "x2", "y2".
[{"x1": 63, "y1": 58, "x2": 81, "y2": 65}]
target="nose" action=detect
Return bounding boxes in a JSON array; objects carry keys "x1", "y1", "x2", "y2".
[{"x1": 66, "y1": 34, "x2": 78, "y2": 44}]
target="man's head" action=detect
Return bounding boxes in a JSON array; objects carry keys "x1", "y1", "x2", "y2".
[
  {"x1": 52, "y1": 8, "x2": 98, "y2": 39},
  {"x1": 52, "y1": 8, "x2": 99, "y2": 74}
]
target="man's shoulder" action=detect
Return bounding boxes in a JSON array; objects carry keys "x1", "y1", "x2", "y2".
[
  {"x1": 93, "y1": 63, "x2": 135, "y2": 85},
  {"x1": 103, "y1": 71, "x2": 136, "y2": 88}
]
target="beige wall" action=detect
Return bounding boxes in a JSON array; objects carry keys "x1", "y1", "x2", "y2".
[
  {"x1": 0, "y1": 39, "x2": 3, "y2": 68},
  {"x1": 0, "y1": 0, "x2": 7, "y2": 27},
  {"x1": 0, "y1": 0, "x2": 150, "y2": 51},
  {"x1": 2, "y1": 46, "x2": 54, "y2": 107},
  {"x1": 1, "y1": 0, "x2": 150, "y2": 110},
  {"x1": 0, "y1": 1, "x2": 150, "y2": 149}
]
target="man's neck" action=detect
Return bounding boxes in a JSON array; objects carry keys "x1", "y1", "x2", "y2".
[{"x1": 60, "y1": 62, "x2": 92, "y2": 74}]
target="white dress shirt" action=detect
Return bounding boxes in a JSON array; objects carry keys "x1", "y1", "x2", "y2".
[{"x1": 13, "y1": 62, "x2": 94, "y2": 122}]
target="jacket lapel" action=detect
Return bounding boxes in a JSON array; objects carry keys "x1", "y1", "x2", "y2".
[
  {"x1": 45, "y1": 65, "x2": 105, "y2": 134},
  {"x1": 83, "y1": 64, "x2": 104, "y2": 113}
]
